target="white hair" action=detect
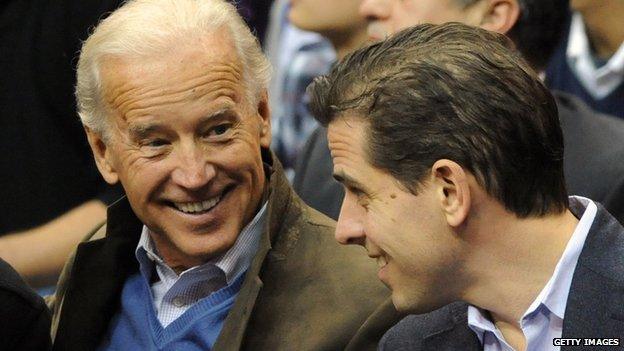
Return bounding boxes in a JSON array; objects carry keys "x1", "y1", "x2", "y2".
[{"x1": 76, "y1": 0, "x2": 271, "y2": 139}]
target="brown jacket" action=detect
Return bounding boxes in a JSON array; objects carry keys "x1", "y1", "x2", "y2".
[{"x1": 49, "y1": 154, "x2": 401, "y2": 350}]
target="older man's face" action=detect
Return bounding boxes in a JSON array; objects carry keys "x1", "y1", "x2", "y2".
[
  {"x1": 359, "y1": 0, "x2": 477, "y2": 41},
  {"x1": 91, "y1": 30, "x2": 270, "y2": 270}
]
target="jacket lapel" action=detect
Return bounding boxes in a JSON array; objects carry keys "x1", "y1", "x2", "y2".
[
  {"x1": 562, "y1": 201, "x2": 624, "y2": 349},
  {"x1": 213, "y1": 151, "x2": 295, "y2": 350},
  {"x1": 53, "y1": 197, "x2": 142, "y2": 351},
  {"x1": 212, "y1": 229, "x2": 270, "y2": 351}
]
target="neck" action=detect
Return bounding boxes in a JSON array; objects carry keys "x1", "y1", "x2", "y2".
[
  {"x1": 460, "y1": 205, "x2": 579, "y2": 345},
  {"x1": 578, "y1": 3, "x2": 624, "y2": 58},
  {"x1": 327, "y1": 28, "x2": 368, "y2": 60}
]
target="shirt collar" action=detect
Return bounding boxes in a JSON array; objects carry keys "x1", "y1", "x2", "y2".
[
  {"x1": 567, "y1": 12, "x2": 624, "y2": 78},
  {"x1": 527, "y1": 196, "x2": 596, "y2": 319},
  {"x1": 468, "y1": 196, "x2": 597, "y2": 336},
  {"x1": 135, "y1": 200, "x2": 268, "y2": 285},
  {"x1": 567, "y1": 12, "x2": 591, "y2": 62}
]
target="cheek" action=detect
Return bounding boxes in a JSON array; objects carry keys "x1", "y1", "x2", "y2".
[
  {"x1": 211, "y1": 142, "x2": 265, "y2": 190},
  {"x1": 365, "y1": 205, "x2": 404, "y2": 247},
  {"x1": 121, "y1": 162, "x2": 168, "y2": 203},
  {"x1": 111, "y1": 147, "x2": 163, "y2": 196}
]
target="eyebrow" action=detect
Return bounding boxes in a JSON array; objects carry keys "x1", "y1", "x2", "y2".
[
  {"x1": 333, "y1": 170, "x2": 362, "y2": 189},
  {"x1": 128, "y1": 123, "x2": 164, "y2": 140}
]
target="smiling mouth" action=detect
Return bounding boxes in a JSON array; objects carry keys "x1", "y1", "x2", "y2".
[{"x1": 169, "y1": 186, "x2": 232, "y2": 215}]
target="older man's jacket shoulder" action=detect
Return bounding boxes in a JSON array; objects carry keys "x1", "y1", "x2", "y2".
[
  {"x1": 379, "y1": 200, "x2": 624, "y2": 351},
  {"x1": 239, "y1": 187, "x2": 399, "y2": 350},
  {"x1": 49, "y1": 156, "x2": 400, "y2": 351}
]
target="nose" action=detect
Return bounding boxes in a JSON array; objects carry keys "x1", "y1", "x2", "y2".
[
  {"x1": 171, "y1": 142, "x2": 216, "y2": 190},
  {"x1": 335, "y1": 192, "x2": 366, "y2": 246},
  {"x1": 359, "y1": 0, "x2": 389, "y2": 21}
]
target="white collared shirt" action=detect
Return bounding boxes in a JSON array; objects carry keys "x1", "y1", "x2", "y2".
[
  {"x1": 468, "y1": 197, "x2": 597, "y2": 351},
  {"x1": 135, "y1": 201, "x2": 267, "y2": 327},
  {"x1": 566, "y1": 12, "x2": 624, "y2": 99}
]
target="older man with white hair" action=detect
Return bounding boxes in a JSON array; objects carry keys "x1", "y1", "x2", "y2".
[{"x1": 47, "y1": 0, "x2": 398, "y2": 350}]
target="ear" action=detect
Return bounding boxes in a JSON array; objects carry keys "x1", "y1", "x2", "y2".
[
  {"x1": 476, "y1": 0, "x2": 520, "y2": 35},
  {"x1": 85, "y1": 126, "x2": 119, "y2": 185},
  {"x1": 256, "y1": 90, "x2": 271, "y2": 148},
  {"x1": 431, "y1": 159, "x2": 471, "y2": 227}
]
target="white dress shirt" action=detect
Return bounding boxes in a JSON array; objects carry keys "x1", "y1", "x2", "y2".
[
  {"x1": 135, "y1": 201, "x2": 267, "y2": 327},
  {"x1": 468, "y1": 197, "x2": 597, "y2": 351}
]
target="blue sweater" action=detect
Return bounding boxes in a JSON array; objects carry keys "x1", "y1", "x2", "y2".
[{"x1": 98, "y1": 271, "x2": 245, "y2": 351}]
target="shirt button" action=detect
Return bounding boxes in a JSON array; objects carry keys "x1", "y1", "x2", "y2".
[{"x1": 172, "y1": 296, "x2": 185, "y2": 307}]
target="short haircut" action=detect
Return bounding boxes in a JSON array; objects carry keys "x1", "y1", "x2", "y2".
[
  {"x1": 76, "y1": 0, "x2": 271, "y2": 140},
  {"x1": 309, "y1": 23, "x2": 568, "y2": 218}
]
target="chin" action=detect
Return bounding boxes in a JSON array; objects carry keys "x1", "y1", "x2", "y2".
[
  {"x1": 169, "y1": 228, "x2": 240, "y2": 262},
  {"x1": 391, "y1": 291, "x2": 448, "y2": 315}
]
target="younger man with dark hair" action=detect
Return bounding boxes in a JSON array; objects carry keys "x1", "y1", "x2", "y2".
[
  {"x1": 297, "y1": 0, "x2": 624, "y2": 224},
  {"x1": 309, "y1": 22, "x2": 624, "y2": 350}
]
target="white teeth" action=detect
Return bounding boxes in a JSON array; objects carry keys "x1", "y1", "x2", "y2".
[
  {"x1": 173, "y1": 195, "x2": 221, "y2": 214},
  {"x1": 377, "y1": 256, "x2": 388, "y2": 268}
]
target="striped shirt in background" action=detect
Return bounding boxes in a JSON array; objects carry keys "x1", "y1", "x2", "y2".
[{"x1": 266, "y1": 0, "x2": 335, "y2": 179}]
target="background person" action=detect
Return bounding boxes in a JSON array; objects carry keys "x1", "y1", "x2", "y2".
[
  {"x1": 289, "y1": 0, "x2": 369, "y2": 219},
  {"x1": 0, "y1": 0, "x2": 125, "y2": 289},
  {"x1": 546, "y1": 0, "x2": 624, "y2": 119},
  {"x1": 265, "y1": 0, "x2": 336, "y2": 178},
  {"x1": 0, "y1": 258, "x2": 51, "y2": 350}
]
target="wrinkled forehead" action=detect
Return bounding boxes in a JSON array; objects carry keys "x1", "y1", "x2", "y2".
[
  {"x1": 327, "y1": 114, "x2": 370, "y2": 163},
  {"x1": 100, "y1": 29, "x2": 243, "y2": 90},
  {"x1": 98, "y1": 33, "x2": 247, "y2": 121}
]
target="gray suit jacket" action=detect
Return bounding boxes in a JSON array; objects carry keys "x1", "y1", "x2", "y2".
[
  {"x1": 380, "y1": 198, "x2": 624, "y2": 350},
  {"x1": 293, "y1": 93, "x2": 624, "y2": 224}
]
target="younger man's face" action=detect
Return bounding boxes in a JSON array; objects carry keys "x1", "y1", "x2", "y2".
[{"x1": 328, "y1": 115, "x2": 463, "y2": 313}]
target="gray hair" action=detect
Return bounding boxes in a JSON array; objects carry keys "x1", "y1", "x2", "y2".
[{"x1": 76, "y1": 0, "x2": 271, "y2": 139}]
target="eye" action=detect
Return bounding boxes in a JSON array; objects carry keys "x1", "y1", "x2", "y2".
[
  {"x1": 145, "y1": 138, "x2": 169, "y2": 148},
  {"x1": 138, "y1": 138, "x2": 171, "y2": 158},
  {"x1": 208, "y1": 123, "x2": 232, "y2": 137},
  {"x1": 348, "y1": 186, "x2": 370, "y2": 210}
]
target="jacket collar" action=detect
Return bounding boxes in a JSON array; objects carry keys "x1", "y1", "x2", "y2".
[
  {"x1": 52, "y1": 196, "x2": 142, "y2": 351},
  {"x1": 213, "y1": 149, "x2": 297, "y2": 351},
  {"x1": 561, "y1": 200, "x2": 624, "y2": 348},
  {"x1": 420, "y1": 302, "x2": 481, "y2": 350}
]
